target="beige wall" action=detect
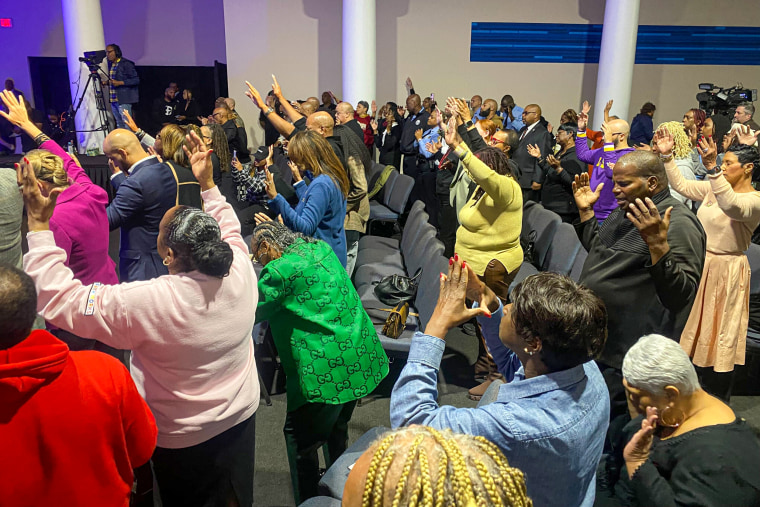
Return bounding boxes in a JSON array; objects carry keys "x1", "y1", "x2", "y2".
[{"x1": 224, "y1": 0, "x2": 760, "y2": 148}]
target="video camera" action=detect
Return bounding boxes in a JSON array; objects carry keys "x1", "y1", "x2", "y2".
[
  {"x1": 78, "y1": 50, "x2": 107, "y2": 73},
  {"x1": 697, "y1": 83, "x2": 757, "y2": 118}
]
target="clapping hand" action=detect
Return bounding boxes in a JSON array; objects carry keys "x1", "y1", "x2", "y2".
[
  {"x1": 245, "y1": 81, "x2": 267, "y2": 111},
  {"x1": 182, "y1": 130, "x2": 214, "y2": 190},
  {"x1": 526, "y1": 144, "x2": 542, "y2": 159},
  {"x1": 16, "y1": 157, "x2": 63, "y2": 231},
  {"x1": 623, "y1": 407, "x2": 658, "y2": 478},
  {"x1": 696, "y1": 136, "x2": 718, "y2": 170},
  {"x1": 736, "y1": 124, "x2": 759, "y2": 146},
  {"x1": 424, "y1": 255, "x2": 492, "y2": 339},
  {"x1": 572, "y1": 172, "x2": 603, "y2": 212}
]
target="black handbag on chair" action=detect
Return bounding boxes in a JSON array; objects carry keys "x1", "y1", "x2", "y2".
[{"x1": 373, "y1": 268, "x2": 422, "y2": 307}]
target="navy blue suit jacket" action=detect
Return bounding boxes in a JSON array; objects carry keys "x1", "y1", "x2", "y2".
[
  {"x1": 108, "y1": 157, "x2": 200, "y2": 282},
  {"x1": 110, "y1": 58, "x2": 139, "y2": 105}
]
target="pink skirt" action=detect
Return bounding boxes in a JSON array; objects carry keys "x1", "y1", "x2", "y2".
[{"x1": 680, "y1": 251, "x2": 750, "y2": 372}]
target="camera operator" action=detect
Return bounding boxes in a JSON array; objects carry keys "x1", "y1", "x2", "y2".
[
  {"x1": 734, "y1": 102, "x2": 760, "y2": 131},
  {"x1": 102, "y1": 44, "x2": 139, "y2": 130}
]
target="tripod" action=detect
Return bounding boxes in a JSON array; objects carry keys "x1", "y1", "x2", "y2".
[{"x1": 71, "y1": 64, "x2": 111, "y2": 137}]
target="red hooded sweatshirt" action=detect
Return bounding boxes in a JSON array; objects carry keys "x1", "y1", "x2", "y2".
[{"x1": 0, "y1": 330, "x2": 157, "y2": 506}]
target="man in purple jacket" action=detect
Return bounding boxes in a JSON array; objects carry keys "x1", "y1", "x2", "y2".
[{"x1": 576, "y1": 104, "x2": 634, "y2": 222}]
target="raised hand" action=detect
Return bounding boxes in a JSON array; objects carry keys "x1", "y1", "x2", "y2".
[
  {"x1": 697, "y1": 136, "x2": 718, "y2": 170},
  {"x1": 425, "y1": 256, "x2": 492, "y2": 339},
  {"x1": 231, "y1": 157, "x2": 243, "y2": 172},
  {"x1": 245, "y1": 81, "x2": 267, "y2": 110},
  {"x1": 0, "y1": 90, "x2": 30, "y2": 126},
  {"x1": 626, "y1": 197, "x2": 672, "y2": 260},
  {"x1": 266, "y1": 145, "x2": 274, "y2": 167},
  {"x1": 547, "y1": 154, "x2": 562, "y2": 170},
  {"x1": 254, "y1": 212, "x2": 273, "y2": 226},
  {"x1": 264, "y1": 166, "x2": 278, "y2": 199},
  {"x1": 288, "y1": 160, "x2": 302, "y2": 183},
  {"x1": 371, "y1": 100, "x2": 377, "y2": 115},
  {"x1": 16, "y1": 157, "x2": 63, "y2": 231},
  {"x1": 547, "y1": 122, "x2": 553, "y2": 134},
  {"x1": 572, "y1": 172, "x2": 603, "y2": 213},
  {"x1": 526, "y1": 143, "x2": 542, "y2": 159},
  {"x1": 425, "y1": 140, "x2": 442, "y2": 155},
  {"x1": 653, "y1": 127, "x2": 675, "y2": 156},
  {"x1": 370, "y1": 119, "x2": 378, "y2": 132},
  {"x1": 182, "y1": 130, "x2": 214, "y2": 190},
  {"x1": 405, "y1": 77, "x2": 413, "y2": 90},
  {"x1": 444, "y1": 116, "x2": 461, "y2": 148},
  {"x1": 601, "y1": 121, "x2": 614, "y2": 144},
  {"x1": 736, "y1": 124, "x2": 759, "y2": 146},
  {"x1": 271, "y1": 74, "x2": 283, "y2": 99},
  {"x1": 457, "y1": 99, "x2": 472, "y2": 123},
  {"x1": 122, "y1": 109, "x2": 139, "y2": 132},
  {"x1": 578, "y1": 100, "x2": 590, "y2": 130},
  {"x1": 623, "y1": 407, "x2": 658, "y2": 478},
  {"x1": 435, "y1": 108, "x2": 443, "y2": 129}
]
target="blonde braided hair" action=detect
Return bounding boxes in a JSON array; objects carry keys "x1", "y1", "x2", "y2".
[
  {"x1": 357, "y1": 426, "x2": 532, "y2": 507},
  {"x1": 656, "y1": 121, "x2": 692, "y2": 159},
  {"x1": 23, "y1": 149, "x2": 69, "y2": 188}
]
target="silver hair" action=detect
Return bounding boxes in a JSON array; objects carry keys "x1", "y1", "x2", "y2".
[
  {"x1": 622, "y1": 334, "x2": 700, "y2": 396},
  {"x1": 738, "y1": 102, "x2": 755, "y2": 117}
]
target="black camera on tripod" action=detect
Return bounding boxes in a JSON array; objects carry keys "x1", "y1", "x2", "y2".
[
  {"x1": 78, "y1": 50, "x2": 107, "y2": 74},
  {"x1": 697, "y1": 83, "x2": 757, "y2": 118}
]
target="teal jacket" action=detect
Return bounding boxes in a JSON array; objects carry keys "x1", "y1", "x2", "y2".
[{"x1": 256, "y1": 239, "x2": 389, "y2": 409}]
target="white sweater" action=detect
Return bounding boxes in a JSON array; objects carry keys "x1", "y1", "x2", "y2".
[{"x1": 24, "y1": 186, "x2": 259, "y2": 449}]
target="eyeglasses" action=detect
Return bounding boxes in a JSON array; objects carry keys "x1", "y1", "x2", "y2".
[{"x1": 523, "y1": 111, "x2": 538, "y2": 116}]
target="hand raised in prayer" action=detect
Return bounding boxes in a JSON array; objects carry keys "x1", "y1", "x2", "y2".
[
  {"x1": 578, "y1": 101, "x2": 590, "y2": 130},
  {"x1": 546, "y1": 122, "x2": 553, "y2": 134},
  {"x1": 623, "y1": 406, "x2": 658, "y2": 479},
  {"x1": 405, "y1": 77, "x2": 413, "y2": 90},
  {"x1": 182, "y1": 130, "x2": 214, "y2": 191},
  {"x1": 526, "y1": 144, "x2": 541, "y2": 159},
  {"x1": 17, "y1": 157, "x2": 63, "y2": 231},
  {"x1": 0, "y1": 90, "x2": 30, "y2": 126},
  {"x1": 370, "y1": 119, "x2": 378, "y2": 132},
  {"x1": 572, "y1": 172, "x2": 602, "y2": 213},
  {"x1": 697, "y1": 136, "x2": 718, "y2": 170},
  {"x1": 425, "y1": 255, "x2": 492, "y2": 340},
  {"x1": 444, "y1": 116, "x2": 462, "y2": 149},
  {"x1": 653, "y1": 127, "x2": 675, "y2": 157},
  {"x1": 425, "y1": 140, "x2": 442, "y2": 155},
  {"x1": 371, "y1": 100, "x2": 377, "y2": 115},
  {"x1": 601, "y1": 121, "x2": 614, "y2": 144},
  {"x1": 245, "y1": 81, "x2": 267, "y2": 111},
  {"x1": 264, "y1": 166, "x2": 278, "y2": 199},
  {"x1": 604, "y1": 99, "x2": 614, "y2": 122},
  {"x1": 271, "y1": 74, "x2": 283, "y2": 99},
  {"x1": 547, "y1": 154, "x2": 562, "y2": 171},
  {"x1": 736, "y1": 124, "x2": 759, "y2": 146},
  {"x1": 122, "y1": 109, "x2": 139, "y2": 132},
  {"x1": 626, "y1": 197, "x2": 672, "y2": 263}
]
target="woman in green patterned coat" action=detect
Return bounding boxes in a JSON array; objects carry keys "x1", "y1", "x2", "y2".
[{"x1": 252, "y1": 221, "x2": 389, "y2": 504}]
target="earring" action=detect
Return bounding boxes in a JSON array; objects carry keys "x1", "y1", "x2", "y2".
[
  {"x1": 162, "y1": 258, "x2": 170, "y2": 266},
  {"x1": 523, "y1": 347, "x2": 534, "y2": 356},
  {"x1": 659, "y1": 405, "x2": 685, "y2": 428}
]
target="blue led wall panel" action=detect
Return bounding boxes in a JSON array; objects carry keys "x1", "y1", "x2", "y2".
[{"x1": 470, "y1": 23, "x2": 760, "y2": 65}]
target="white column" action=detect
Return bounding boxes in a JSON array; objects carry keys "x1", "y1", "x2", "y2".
[
  {"x1": 61, "y1": 0, "x2": 108, "y2": 152},
  {"x1": 342, "y1": 0, "x2": 376, "y2": 106},
  {"x1": 593, "y1": 0, "x2": 640, "y2": 129}
]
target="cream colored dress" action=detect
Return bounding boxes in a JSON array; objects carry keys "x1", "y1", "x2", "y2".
[{"x1": 665, "y1": 161, "x2": 760, "y2": 371}]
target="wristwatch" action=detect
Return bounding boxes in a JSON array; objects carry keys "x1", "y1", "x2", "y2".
[
  {"x1": 264, "y1": 107, "x2": 274, "y2": 116},
  {"x1": 705, "y1": 165, "x2": 721, "y2": 176},
  {"x1": 465, "y1": 120, "x2": 473, "y2": 128}
]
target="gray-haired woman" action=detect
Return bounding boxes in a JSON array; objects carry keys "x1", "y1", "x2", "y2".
[{"x1": 618, "y1": 334, "x2": 760, "y2": 506}]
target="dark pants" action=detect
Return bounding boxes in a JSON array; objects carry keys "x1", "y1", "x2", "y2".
[
  {"x1": 50, "y1": 328, "x2": 127, "y2": 366},
  {"x1": 284, "y1": 400, "x2": 357, "y2": 504},
  {"x1": 522, "y1": 188, "x2": 541, "y2": 203},
  {"x1": 437, "y1": 194, "x2": 458, "y2": 258},
  {"x1": 151, "y1": 414, "x2": 256, "y2": 507},
  {"x1": 596, "y1": 363, "x2": 632, "y2": 491},
  {"x1": 419, "y1": 170, "x2": 439, "y2": 228}
]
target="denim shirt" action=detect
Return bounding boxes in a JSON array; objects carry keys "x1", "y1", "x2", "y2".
[{"x1": 390, "y1": 301, "x2": 610, "y2": 507}]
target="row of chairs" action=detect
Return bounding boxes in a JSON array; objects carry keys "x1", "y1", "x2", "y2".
[{"x1": 366, "y1": 162, "x2": 415, "y2": 235}]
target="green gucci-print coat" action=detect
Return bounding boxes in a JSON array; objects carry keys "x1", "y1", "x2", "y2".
[{"x1": 256, "y1": 239, "x2": 389, "y2": 410}]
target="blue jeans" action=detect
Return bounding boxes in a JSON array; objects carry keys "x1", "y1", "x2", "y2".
[{"x1": 111, "y1": 102, "x2": 131, "y2": 129}]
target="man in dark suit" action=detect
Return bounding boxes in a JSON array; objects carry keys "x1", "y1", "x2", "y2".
[
  {"x1": 103, "y1": 129, "x2": 201, "y2": 282},
  {"x1": 104, "y1": 44, "x2": 139, "y2": 130},
  {"x1": 512, "y1": 104, "x2": 553, "y2": 202}
]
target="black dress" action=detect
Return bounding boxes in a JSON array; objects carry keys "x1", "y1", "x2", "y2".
[{"x1": 621, "y1": 418, "x2": 760, "y2": 507}]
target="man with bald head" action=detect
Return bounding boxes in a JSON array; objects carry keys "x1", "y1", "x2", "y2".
[
  {"x1": 334, "y1": 102, "x2": 364, "y2": 143},
  {"x1": 470, "y1": 95, "x2": 482, "y2": 116},
  {"x1": 576, "y1": 104, "x2": 635, "y2": 221},
  {"x1": 512, "y1": 103, "x2": 553, "y2": 202},
  {"x1": 104, "y1": 129, "x2": 202, "y2": 282},
  {"x1": 475, "y1": 99, "x2": 503, "y2": 129},
  {"x1": 574, "y1": 150, "x2": 705, "y2": 459}
]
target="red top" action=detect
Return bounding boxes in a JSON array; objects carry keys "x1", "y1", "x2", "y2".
[
  {"x1": 0, "y1": 330, "x2": 157, "y2": 506},
  {"x1": 354, "y1": 113, "x2": 374, "y2": 153}
]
